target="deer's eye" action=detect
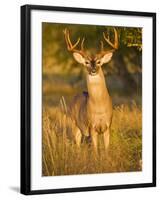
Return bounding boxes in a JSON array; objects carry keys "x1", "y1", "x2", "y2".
[
  {"x1": 85, "y1": 61, "x2": 90, "y2": 65},
  {"x1": 96, "y1": 60, "x2": 101, "y2": 65}
]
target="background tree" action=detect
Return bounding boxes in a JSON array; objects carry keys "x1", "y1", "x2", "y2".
[{"x1": 42, "y1": 23, "x2": 142, "y2": 105}]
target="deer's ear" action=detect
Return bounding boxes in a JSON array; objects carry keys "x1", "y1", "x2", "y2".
[
  {"x1": 101, "y1": 52, "x2": 113, "y2": 64},
  {"x1": 73, "y1": 52, "x2": 85, "y2": 64}
]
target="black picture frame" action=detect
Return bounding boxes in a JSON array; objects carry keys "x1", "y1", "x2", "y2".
[{"x1": 21, "y1": 4, "x2": 156, "y2": 195}]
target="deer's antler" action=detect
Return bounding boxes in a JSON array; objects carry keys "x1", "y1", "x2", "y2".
[
  {"x1": 63, "y1": 28, "x2": 85, "y2": 56},
  {"x1": 100, "y1": 28, "x2": 118, "y2": 54}
]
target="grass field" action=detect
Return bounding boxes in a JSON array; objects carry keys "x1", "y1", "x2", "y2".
[{"x1": 42, "y1": 102, "x2": 142, "y2": 176}]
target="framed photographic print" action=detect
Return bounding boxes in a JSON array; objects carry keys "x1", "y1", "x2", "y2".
[{"x1": 21, "y1": 4, "x2": 156, "y2": 195}]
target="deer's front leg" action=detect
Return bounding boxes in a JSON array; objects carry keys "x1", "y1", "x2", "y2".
[
  {"x1": 103, "y1": 127, "x2": 110, "y2": 152},
  {"x1": 90, "y1": 128, "x2": 98, "y2": 154}
]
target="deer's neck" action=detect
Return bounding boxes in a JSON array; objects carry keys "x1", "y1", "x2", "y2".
[{"x1": 86, "y1": 68, "x2": 110, "y2": 103}]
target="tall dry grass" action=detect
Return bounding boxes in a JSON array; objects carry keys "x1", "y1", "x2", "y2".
[{"x1": 42, "y1": 102, "x2": 142, "y2": 176}]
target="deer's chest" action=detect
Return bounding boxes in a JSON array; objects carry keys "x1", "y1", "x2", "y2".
[{"x1": 87, "y1": 105, "x2": 112, "y2": 133}]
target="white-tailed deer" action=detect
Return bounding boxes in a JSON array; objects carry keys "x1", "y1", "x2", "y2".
[{"x1": 63, "y1": 28, "x2": 118, "y2": 153}]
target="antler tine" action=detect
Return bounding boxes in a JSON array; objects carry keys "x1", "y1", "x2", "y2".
[
  {"x1": 113, "y1": 28, "x2": 118, "y2": 49},
  {"x1": 103, "y1": 28, "x2": 118, "y2": 50},
  {"x1": 63, "y1": 29, "x2": 71, "y2": 50},
  {"x1": 81, "y1": 38, "x2": 85, "y2": 51},
  {"x1": 63, "y1": 28, "x2": 84, "y2": 53}
]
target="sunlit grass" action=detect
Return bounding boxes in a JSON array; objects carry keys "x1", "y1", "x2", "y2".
[{"x1": 42, "y1": 103, "x2": 142, "y2": 176}]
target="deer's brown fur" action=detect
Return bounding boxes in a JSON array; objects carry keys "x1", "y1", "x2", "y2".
[{"x1": 64, "y1": 28, "x2": 118, "y2": 153}]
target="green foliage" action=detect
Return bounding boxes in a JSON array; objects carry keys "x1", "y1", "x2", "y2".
[
  {"x1": 119, "y1": 27, "x2": 142, "y2": 51},
  {"x1": 43, "y1": 23, "x2": 142, "y2": 67},
  {"x1": 42, "y1": 23, "x2": 142, "y2": 95}
]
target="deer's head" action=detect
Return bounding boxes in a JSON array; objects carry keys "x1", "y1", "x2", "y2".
[{"x1": 64, "y1": 28, "x2": 118, "y2": 76}]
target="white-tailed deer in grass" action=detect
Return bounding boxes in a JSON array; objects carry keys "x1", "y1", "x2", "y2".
[{"x1": 63, "y1": 28, "x2": 118, "y2": 154}]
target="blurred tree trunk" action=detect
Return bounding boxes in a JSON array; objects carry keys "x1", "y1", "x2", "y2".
[{"x1": 115, "y1": 51, "x2": 137, "y2": 93}]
